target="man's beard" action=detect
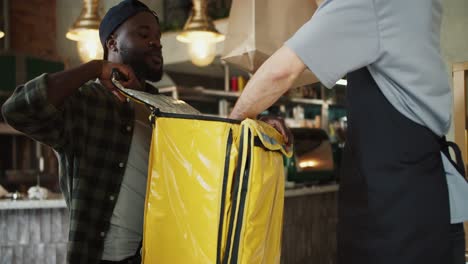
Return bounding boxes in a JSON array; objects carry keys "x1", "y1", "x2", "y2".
[{"x1": 119, "y1": 46, "x2": 163, "y2": 83}]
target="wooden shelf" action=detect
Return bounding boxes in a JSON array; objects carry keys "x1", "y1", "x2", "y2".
[
  {"x1": 191, "y1": 88, "x2": 326, "y2": 106},
  {"x1": 159, "y1": 86, "x2": 344, "y2": 129},
  {"x1": 200, "y1": 89, "x2": 241, "y2": 99},
  {"x1": 0, "y1": 123, "x2": 23, "y2": 135},
  {"x1": 289, "y1": 97, "x2": 325, "y2": 106}
]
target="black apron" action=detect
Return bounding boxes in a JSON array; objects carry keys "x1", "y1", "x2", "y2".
[{"x1": 338, "y1": 67, "x2": 466, "y2": 264}]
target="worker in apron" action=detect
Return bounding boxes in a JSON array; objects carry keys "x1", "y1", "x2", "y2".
[
  {"x1": 339, "y1": 67, "x2": 466, "y2": 263},
  {"x1": 229, "y1": 0, "x2": 467, "y2": 263}
]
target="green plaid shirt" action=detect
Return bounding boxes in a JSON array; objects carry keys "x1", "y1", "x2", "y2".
[{"x1": 1, "y1": 74, "x2": 150, "y2": 264}]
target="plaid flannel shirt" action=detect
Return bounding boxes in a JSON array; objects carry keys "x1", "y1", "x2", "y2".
[{"x1": 1, "y1": 74, "x2": 153, "y2": 264}]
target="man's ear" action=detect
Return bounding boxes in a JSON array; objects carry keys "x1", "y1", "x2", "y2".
[{"x1": 106, "y1": 35, "x2": 118, "y2": 53}]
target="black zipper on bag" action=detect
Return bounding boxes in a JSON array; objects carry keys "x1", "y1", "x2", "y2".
[
  {"x1": 229, "y1": 130, "x2": 252, "y2": 264},
  {"x1": 151, "y1": 111, "x2": 241, "y2": 124},
  {"x1": 222, "y1": 129, "x2": 246, "y2": 264},
  {"x1": 217, "y1": 129, "x2": 233, "y2": 264},
  {"x1": 231, "y1": 131, "x2": 252, "y2": 264}
]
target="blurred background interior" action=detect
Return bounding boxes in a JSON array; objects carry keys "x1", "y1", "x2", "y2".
[
  {"x1": 0, "y1": 0, "x2": 353, "y2": 196},
  {"x1": 0, "y1": 0, "x2": 467, "y2": 263}
]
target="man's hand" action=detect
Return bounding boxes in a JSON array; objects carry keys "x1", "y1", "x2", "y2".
[
  {"x1": 98, "y1": 61, "x2": 142, "y2": 102},
  {"x1": 46, "y1": 60, "x2": 141, "y2": 107},
  {"x1": 258, "y1": 116, "x2": 293, "y2": 150}
]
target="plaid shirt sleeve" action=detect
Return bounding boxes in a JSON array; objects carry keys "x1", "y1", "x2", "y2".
[
  {"x1": 2, "y1": 74, "x2": 137, "y2": 263},
  {"x1": 1, "y1": 73, "x2": 84, "y2": 152}
]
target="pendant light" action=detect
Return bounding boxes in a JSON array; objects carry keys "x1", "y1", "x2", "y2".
[
  {"x1": 66, "y1": 0, "x2": 103, "y2": 62},
  {"x1": 176, "y1": 0, "x2": 225, "y2": 67}
]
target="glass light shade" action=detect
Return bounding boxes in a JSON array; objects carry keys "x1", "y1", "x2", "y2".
[
  {"x1": 177, "y1": 31, "x2": 225, "y2": 67},
  {"x1": 66, "y1": 0, "x2": 101, "y2": 41},
  {"x1": 176, "y1": 30, "x2": 225, "y2": 44},
  {"x1": 72, "y1": 29, "x2": 103, "y2": 62},
  {"x1": 187, "y1": 37, "x2": 216, "y2": 66},
  {"x1": 66, "y1": 28, "x2": 94, "y2": 42}
]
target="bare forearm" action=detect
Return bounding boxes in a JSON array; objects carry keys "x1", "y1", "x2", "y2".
[
  {"x1": 229, "y1": 66, "x2": 291, "y2": 119},
  {"x1": 229, "y1": 46, "x2": 306, "y2": 120},
  {"x1": 46, "y1": 60, "x2": 102, "y2": 107}
]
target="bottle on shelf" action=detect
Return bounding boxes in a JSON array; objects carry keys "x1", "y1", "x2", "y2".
[
  {"x1": 238, "y1": 76, "x2": 246, "y2": 92},
  {"x1": 230, "y1": 77, "x2": 238, "y2": 92}
]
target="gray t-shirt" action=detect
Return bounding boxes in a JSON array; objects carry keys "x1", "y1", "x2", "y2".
[
  {"x1": 102, "y1": 103, "x2": 152, "y2": 261},
  {"x1": 286, "y1": 0, "x2": 451, "y2": 136}
]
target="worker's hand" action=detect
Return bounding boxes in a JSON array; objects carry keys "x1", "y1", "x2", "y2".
[
  {"x1": 258, "y1": 116, "x2": 293, "y2": 150},
  {"x1": 97, "y1": 60, "x2": 142, "y2": 102}
]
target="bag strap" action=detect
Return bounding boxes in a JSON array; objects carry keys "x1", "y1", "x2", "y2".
[{"x1": 440, "y1": 136, "x2": 467, "y2": 179}]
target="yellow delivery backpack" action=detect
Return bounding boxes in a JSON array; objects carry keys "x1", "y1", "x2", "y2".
[{"x1": 111, "y1": 76, "x2": 291, "y2": 264}]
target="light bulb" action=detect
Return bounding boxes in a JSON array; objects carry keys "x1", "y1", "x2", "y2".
[
  {"x1": 70, "y1": 29, "x2": 103, "y2": 62},
  {"x1": 188, "y1": 38, "x2": 216, "y2": 67},
  {"x1": 177, "y1": 31, "x2": 225, "y2": 67},
  {"x1": 299, "y1": 160, "x2": 319, "y2": 168},
  {"x1": 0, "y1": 31, "x2": 4, "y2": 39}
]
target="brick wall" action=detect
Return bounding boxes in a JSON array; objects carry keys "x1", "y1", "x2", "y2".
[{"x1": 9, "y1": 0, "x2": 57, "y2": 59}]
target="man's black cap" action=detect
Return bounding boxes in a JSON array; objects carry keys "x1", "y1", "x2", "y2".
[{"x1": 99, "y1": 0, "x2": 158, "y2": 58}]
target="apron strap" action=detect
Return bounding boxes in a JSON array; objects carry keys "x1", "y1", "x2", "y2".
[
  {"x1": 440, "y1": 136, "x2": 467, "y2": 179},
  {"x1": 135, "y1": 240, "x2": 142, "y2": 258}
]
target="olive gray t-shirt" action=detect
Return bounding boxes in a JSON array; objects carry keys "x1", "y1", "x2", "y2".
[
  {"x1": 286, "y1": 0, "x2": 451, "y2": 136},
  {"x1": 102, "y1": 103, "x2": 152, "y2": 261}
]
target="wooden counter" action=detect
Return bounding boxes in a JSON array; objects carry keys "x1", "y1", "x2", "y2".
[
  {"x1": 282, "y1": 184, "x2": 338, "y2": 264},
  {"x1": 0, "y1": 199, "x2": 68, "y2": 264},
  {"x1": 0, "y1": 184, "x2": 339, "y2": 264}
]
